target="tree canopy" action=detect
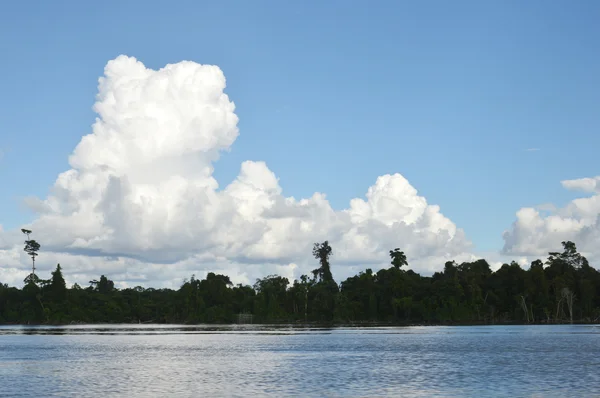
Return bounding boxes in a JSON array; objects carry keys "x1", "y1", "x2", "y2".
[{"x1": 1, "y1": 240, "x2": 599, "y2": 325}]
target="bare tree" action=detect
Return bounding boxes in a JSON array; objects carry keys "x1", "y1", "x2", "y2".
[
  {"x1": 519, "y1": 295, "x2": 530, "y2": 323},
  {"x1": 562, "y1": 287, "x2": 575, "y2": 324},
  {"x1": 555, "y1": 295, "x2": 564, "y2": 323}
]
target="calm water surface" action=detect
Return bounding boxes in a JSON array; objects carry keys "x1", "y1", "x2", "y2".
[{"x1": 1, "y1": 324, "x2": 599, "y2": 397}]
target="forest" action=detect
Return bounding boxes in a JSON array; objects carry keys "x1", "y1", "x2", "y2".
[{"x1": 1, "y1": 232, "x2": 599, "y2": 325}]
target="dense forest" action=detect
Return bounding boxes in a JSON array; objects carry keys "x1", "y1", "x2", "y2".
[{"x1": 1, "y1": 232, "x2": 599, "y2": 325}]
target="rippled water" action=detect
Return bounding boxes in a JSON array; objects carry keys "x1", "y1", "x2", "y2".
[{"x1": 1, "y1": 324, "x2": 599, "y2": 397}]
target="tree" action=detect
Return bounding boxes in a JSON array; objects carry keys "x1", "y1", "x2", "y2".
[
  {"x1": 311, "y1": 241, "x2": 338, "y2": 321},
  {"x1": 89, "y1": 275, "x2": 115, "y2": 294},
  {"x1": 23, "y1": 273, "x2": 41, "y2": 286},
  {"x1": 254, "y1": 275, "x2": 289, "y2": 321},
  {"x1": 312, "y1": 241, "x2": 334, "y2": 283},
  {"x1": 50, "y1": 264, "x2": 67, "y2": 302},
  {"x1": 547, "y1": 241, "x2": 588, "y2": 269},
  {"x1": 561, "y1": 287, "x2": 575, "y2": 324},
  {"x1": 299, "y1": 275, "x2": 312, "y2": 322},
  {"x1": 21, "y1": 229, "x2": 41, "y2": 278},
  {"x1": 1, "y1": 238, "x2": 599, "y2": 325},
  {"x1": 527, "y1": 259, "x2": 549, "y2": 322},
  {"x1": 519, "y1": 295, "x2": 530, "y2": 323},
  {"x1": 389, "y1": 248, "x2": 408, "y2": 269}
]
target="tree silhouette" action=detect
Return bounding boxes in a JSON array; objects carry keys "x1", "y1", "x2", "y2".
[
  {"x1": 21, "y1": 229, "x2": 40, "y2": 279},
  {"x1": 389, "y1": 248, "x2": 408, "y2": 269},
  {"x1": 1, "y1": 237, "x2": 599, "y2": 325},
  {"x1": 50, "y1": 264, "x2": 67, "y2": 302},
  {"x1": 312, "y1": 241, "x2": 333, "y2": 282}
]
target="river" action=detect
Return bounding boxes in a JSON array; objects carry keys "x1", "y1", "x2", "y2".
[{"x1": 1, "y1": 324, "x2": 599, "y2": 397}]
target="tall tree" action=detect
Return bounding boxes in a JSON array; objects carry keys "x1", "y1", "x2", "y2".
[
  {"x1": 2, "y1": 238, "x2": 599, "y2": 325},
  {"x1": 311, "y1": 241, "x2": 338, "y2": 321},
  {"x1": 21, "y1": 229, "x2": 41, "y2": 278},
  {"x1": 312, "y1": 241, "x2": 334, "y2": 283},
  {"x1": 389, "y1": 248, "x2": 408, "y2": 269}
]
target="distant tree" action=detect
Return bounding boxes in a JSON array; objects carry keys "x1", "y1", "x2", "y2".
[
  {"x1": 254, "y1": 275, "x2": 289, "y2": 321},
  {"x1": 527, "y1": 259, "x2": 550, "y2": 322},
  {"x1": 311, "y1": 241, "x2": 338, "y2": 321},
  {"x1": 89, "y1": 275, "x2": 115, "y2": 294},
  {"x1": 21, "y1": 229, "x2": 41, "y2": 278},
  {"x1": 50, "y1": 264, "x2": 67, "y2": 301},
  {"x1": 298, "y1": 274, "x2": 312, "y2": 322},
  {"x1": 547, "y1": 241, "x2": 588, "y2": 269},
  {"x1": 530, "y1": 259, "x2": 544, "y2": 270},
  {"x1": 23, "y1": 273, "x2": 41, "y2": 286},
  {"x1": 389, "y1": 248, "x2": 408, "y2": 269},
  {"x1": 312, "y1": 241, "x2": 334, "y2": 283},
  {"x1": 443, "y1": 261, "x2": 458, "y2": 279},
  {"x1": 2, "y1": 239, "x2": 600, "y2": 326}
]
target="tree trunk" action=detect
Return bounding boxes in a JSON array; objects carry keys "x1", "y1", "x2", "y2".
[
  {"x1": 304, "y1": 288, "x2": 308, "y2": 323},
  {"x1": 519, "y1": 295, "x2": 529, "y2": 323}
]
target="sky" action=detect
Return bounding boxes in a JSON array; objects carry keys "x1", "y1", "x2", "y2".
[{"x1": 0, "y1": 0, "x2": 599, "y2": 288}]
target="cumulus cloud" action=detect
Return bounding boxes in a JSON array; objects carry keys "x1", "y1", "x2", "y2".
[
  {"x1": 0, "y1": 55, "x2": 472, "y2": 287},
  {"x1": 503, "y1": 176, "x2": 600, "y2": 263}
]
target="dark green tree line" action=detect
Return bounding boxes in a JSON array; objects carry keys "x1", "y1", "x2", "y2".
[{"x1": 1, "y1": 240, "x2": 600, "y2": 325}]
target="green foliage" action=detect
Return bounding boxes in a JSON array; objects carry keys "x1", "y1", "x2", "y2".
[
  {"x1": 254, "y1": 275, "x2": 289, "y2": 322},
  {"x1": 23, "y1": 240, "x2": 41, "y2": 259},
  {"x1": 389, "y1": 248, "x2": 408, "y2": 269},
  {"x1": 1, "y1": 241, "x2": 599, "y2": 325}
]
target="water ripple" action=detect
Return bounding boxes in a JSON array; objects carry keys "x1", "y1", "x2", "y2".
[{"x1": 0, "y1": 325, "x2": 599, "y2": 397}]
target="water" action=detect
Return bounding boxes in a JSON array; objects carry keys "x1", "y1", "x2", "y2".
[{"x1": 1, "y1": 324, "x2": 599, "y2": 397}]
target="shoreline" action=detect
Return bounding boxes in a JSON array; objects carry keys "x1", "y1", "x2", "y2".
[{"x1": 1, "y1": 320, "x2": 598, "y2": 327}]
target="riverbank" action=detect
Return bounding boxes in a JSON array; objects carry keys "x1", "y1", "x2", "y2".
[{"x1": 2, "y1": 319, "x2": 597, "y2": 327}]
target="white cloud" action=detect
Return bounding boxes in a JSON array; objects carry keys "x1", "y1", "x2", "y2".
[
  {"x1": 0, "y1": 226, "x2": 13, "y2": 250},
  {"x1": 502, "y1": 176, "x2": 600, "y2": 263},
  {"x1": 561, "y1": 176, "x2": 600, "y2": 194},
  {"x1": 0, "y1": 55, "x2": 472, "y2": 287},
  {"x1": 526, "y1": 148, "x2": 541, "y2": 152}
]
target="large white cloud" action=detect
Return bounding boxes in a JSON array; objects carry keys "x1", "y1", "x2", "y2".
[
  {"x1": 503, "y1": 176, "x2": 600, "y2": 262},
  {"x1": 0, "y1": 55, "x2": 473, "y2": 288}
]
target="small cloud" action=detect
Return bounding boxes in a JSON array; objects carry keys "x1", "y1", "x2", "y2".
[
  {"x1": 525, "y1": 148, "x2": 540, "y2": 152},
  {"x1": 561, "y1": 176, "x2": 600, "y2": 194}
]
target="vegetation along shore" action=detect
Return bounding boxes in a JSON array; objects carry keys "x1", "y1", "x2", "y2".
[{"x1": 1, "y1": 230, "x2": 598, "y2": 326}]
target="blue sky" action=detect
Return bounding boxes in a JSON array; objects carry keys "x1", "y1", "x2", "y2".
[{"x1": 1, "y1": 0, "x2": 599, "y2": 254}]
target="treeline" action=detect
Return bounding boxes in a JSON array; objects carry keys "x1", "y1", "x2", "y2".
[{"x1": 1, "y1": 240, "x2": 599, "y2": 325}]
